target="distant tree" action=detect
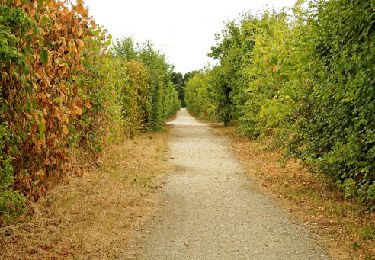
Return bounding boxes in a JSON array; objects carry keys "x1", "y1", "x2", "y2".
[
  {"x1": 183, "y1": 70, "x2": 199, "y2": 84},
  {"x1": 171, "y1": 72, "x2": 185, "y2": 106}
]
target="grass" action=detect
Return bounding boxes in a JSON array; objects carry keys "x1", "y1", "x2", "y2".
[
  {"x1": 0, "y1": 131, "x2": 170, "y2": 259},
  {"x1": 211, "y1": 125, "x2": 375, "y2": 260}
]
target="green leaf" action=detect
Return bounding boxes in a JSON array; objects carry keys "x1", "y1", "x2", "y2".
[{"x1": 40, "y1": 48, "x2": 48, "y2": 64}]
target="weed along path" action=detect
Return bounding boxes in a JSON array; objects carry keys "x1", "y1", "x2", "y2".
[{"x1": 139, "y1": 108, "x2": 328, "y2": 259}]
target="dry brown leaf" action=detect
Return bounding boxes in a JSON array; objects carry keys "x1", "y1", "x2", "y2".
[{"x1": 84, "y1": 99, "x2": 91, "y2": 109}]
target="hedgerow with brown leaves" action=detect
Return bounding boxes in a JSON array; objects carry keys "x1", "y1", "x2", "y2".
[{"x1": 0, "y1": 0, "x2": 180, "y2": 225}]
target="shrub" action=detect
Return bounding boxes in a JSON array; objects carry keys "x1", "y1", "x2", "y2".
[{"x1": 184, "y1": 0, "x2": 375, "y2": 206}]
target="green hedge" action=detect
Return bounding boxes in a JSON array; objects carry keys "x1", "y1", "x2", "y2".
[{"x1": 185, "y1": 0, "x2": 375, "y2": 207}]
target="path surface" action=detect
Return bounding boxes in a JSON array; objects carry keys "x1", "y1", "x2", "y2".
[{"x1": 140, "y1": 108, "x2": 328, "y2": 259}]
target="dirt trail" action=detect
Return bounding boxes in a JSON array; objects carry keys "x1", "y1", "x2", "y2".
[{"x1": 139, "y1": 108, "x2": 328, "y2": 259}]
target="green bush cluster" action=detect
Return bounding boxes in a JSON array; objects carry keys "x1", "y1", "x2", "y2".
[
  {"x1": 0, "y1": 4, "x2": 32, "y2": 223},
  {"x1": 185, "y1": 0, "x2": 374, "y2": 207},
  {"x1": 0, "y1": 122, "x2": 25, "y2": 223},
  {"x1": 111, "y1": 38, "x2": 181, "y2": 133}
]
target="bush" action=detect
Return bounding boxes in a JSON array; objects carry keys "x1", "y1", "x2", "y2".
[
  {"x1": 0, "y1": 122, "x2": 25, "y2": 225},
  {"x1": 0, "y1": 2, "x2": 180, "y2": 224},
  {"x1": 184, "y1": 0, "x2": 375, "y2": 206},
  {"x1": 294, "y1": 0, "x2": 375, "y2": 205}
]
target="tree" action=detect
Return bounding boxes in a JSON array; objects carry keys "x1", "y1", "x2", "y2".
[{"x1": 171, "y1": 72, "x2": 185, "y2": 107}]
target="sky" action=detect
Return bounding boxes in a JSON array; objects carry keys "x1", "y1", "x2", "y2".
[{"x1": 84, "y1": 0, "x2": 296, "y2": 74}]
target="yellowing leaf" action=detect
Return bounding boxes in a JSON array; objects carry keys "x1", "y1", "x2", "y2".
[
  {"x1": 76, "y1": 3, "x2": 85, "y2": 14},
  {"x1": 72, "y1": 105, "x2": 82, "y2": 116},
  {"x1": 62, "y1": 114, "x2": 69, "y2": 124},
  {"x1": 76, "y1": 39, "x2": 85, "y2": 49},
  {"x1": 91, "y1": 20, "x2": 97, "y2": 29},
  {"x1": 69, "y1": 40, "x2": 76, "y2": 53},
  {"x1": 62, "y1": 126, "x2": 69, "y2": 135}
]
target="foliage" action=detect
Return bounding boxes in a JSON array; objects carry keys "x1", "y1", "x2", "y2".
[
  {"x1": 0, "y1": 122, "x2": 25, "y2": 225},
  {"x1": 183, "y1": 70, "x2": 199, "y2": 83},
  {"x1": 185, "y1": 0, "x2": 375, "y2": 206},
  {"x1": 1, "y1": 0, "x2": 93, "y2": 202},
  {"x1": 208, "y1": 17, "x2": 259, "y2": 126},
  {"x1": 112, "y1": 39, "x2": 180, "y2": 131},
  {"x1": 121, "y1": 60, "x2": 150, "y2": 137},
  {"x1": 0, "y1": 1, "x2": 180, "y2": 224},
  {"x1": 137, "y1": 41, "x2": 180, "y2": 130},
  {"x1": 295, "y1": 0, "x2": 375, "y2": 206},
  {"x1": 185, "y1": 70, "x2": 217, "y2": 119},
  {"x1": 171, "y1": 72, "x2": 185, "y2": 107},
  {"x1": 77, "y1": 27, "x2": 124, "y2": 157}
]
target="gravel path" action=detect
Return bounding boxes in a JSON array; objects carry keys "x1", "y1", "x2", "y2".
[{"x1": 140, "y1": 108, "x2": 328, "y2": 259}]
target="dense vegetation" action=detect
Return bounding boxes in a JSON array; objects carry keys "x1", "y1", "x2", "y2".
[
  {"x1": 185, "y1": 0, "x2": 374, "y2": 207},
  {"x1": 0, "y1": 0, "x2": 179, "y2": 224}
]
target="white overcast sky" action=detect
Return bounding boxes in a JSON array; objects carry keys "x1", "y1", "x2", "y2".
[{"x1": 84, "y1": 0, "x2": 296, "y2": 74}]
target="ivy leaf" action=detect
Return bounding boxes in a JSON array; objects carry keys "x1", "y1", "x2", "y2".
[{"x1": 40, "y1": 48, "x2": 48, "y2": 64}]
